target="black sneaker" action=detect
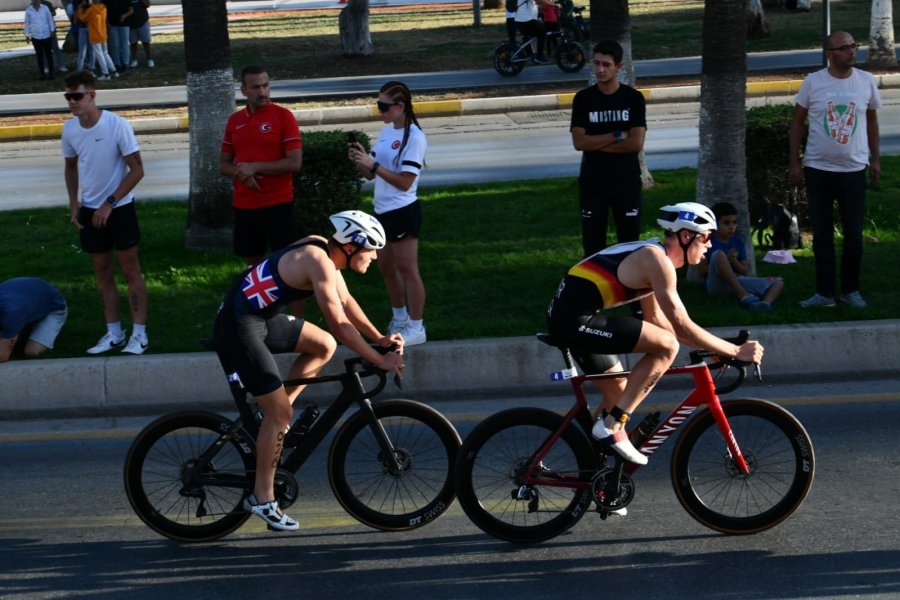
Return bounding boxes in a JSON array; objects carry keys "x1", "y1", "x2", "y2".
[{"x1": 533, "y1": 55, "x2": 552, "y2": 65}]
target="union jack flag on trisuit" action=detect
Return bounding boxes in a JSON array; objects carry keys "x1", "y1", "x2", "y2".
[{"x1": 242, "y1": 261, "x2": 280, "y2": 309}]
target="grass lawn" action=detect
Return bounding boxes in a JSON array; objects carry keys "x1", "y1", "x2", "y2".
[{"x1": 2, "y1": 158, "x2": 898, "y2": 359}]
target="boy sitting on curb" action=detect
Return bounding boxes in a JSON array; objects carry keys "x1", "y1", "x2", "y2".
[{"x1": 697, "y1": 202, "x2": 785, "y2": 311}]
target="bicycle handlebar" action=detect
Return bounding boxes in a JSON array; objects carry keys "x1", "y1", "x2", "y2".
[
  {"x1": 688, "y1": 330, "x2": 762, "y2": 394},
  {"x1": 345, "y1": 343, "x2": 403, "y2": 394}
]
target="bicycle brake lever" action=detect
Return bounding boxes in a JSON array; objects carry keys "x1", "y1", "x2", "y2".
[
  {"x1": 393, "y1": 373, "x2": 403, "y2": 390},
  {"x1": 753, "y1": 362, "x2": 763, "y2": 382}
]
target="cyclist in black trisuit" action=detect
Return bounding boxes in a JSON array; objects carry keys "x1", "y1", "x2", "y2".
[
  {"x1": 214, "y1": 210, "x2": 404, "y2": 531},
  {"x1": 547, "y1": 202, "x2": 764, "y2": 465}
]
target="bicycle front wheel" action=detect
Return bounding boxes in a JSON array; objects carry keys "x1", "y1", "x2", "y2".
[
  {"x1": 494, "y1": 42, "x2": 525, "y2": 76},
  {"x1": 124, "y1": 411, "x2": 255, "y2": 542},
  {"x1": 454, "y1": 407, "x2": 595, "y2": 543},
  {"x1": 554, "y1": 40, "x2": 585, "y2": 73},
  {"x1": 328, "y1": 400, "x2": 461, "y2": 531},
  {"x1": 671, "y1": 399, "x2": 815, "y2": 534}
]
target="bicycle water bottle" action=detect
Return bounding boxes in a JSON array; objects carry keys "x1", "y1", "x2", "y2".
[
  {"x1": 284, "y1": 405, "x2": 320, "y2": 447},
  {"x1": 628, "y1": 411, "x2": 660, "y2": 449}
]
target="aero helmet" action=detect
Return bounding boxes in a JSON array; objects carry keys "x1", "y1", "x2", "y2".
[
  {"x1": 657, "y1": 202, "x2": 717, "y2": 234},
  {"x1": 329, "y1": 210, "x2": 387, "y2": 250}
]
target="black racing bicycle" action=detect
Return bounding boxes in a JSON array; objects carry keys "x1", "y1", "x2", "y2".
[{"x1": 124, "y1": 343, "x2": 461, "y2": 542}]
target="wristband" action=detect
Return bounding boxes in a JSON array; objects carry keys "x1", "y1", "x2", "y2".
[
  {"x1": 614, "y1": 130, "x2": 623, "y2": 144},
  {"x1": 370, "y1": 161, "x2": 380, "y2": 177},
  {"x1": 106, "y1": 195, "x2": 118, "y2": 207}
]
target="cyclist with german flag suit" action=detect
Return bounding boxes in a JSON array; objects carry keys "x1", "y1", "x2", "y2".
[{"x1": 547, "y1": 202, "x2": 764, "y2": 466}]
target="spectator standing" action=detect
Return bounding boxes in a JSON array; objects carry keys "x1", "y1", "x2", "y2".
[
  {"x1": 61, "y1": 70, "x2": 149, "y2": 355},
  {"x1": 68, "y1": 0, "x2": 94, "y2": 73},
  {"x1": 515, "y1": 0, "x2": 551, "y2": 64},
  {"x1": 696, "y1": 202, "x2": 785, "y2": 311},
  {"x1": 76, "y1": 0, "x2": 119, "y2": 80},
  {"x1": 570, "y1": 40, "x2": 647, "y2": 257},
  {"x1": 348, "y1": 81, "x2": 428, "y2": 346},
  {"x1": 41, "y1": 0, "x2": 69, "y2": 74},
  {"x1": 127, "y1": 0, "x2": 154, "y2": 68},
  {"x1": 23, "y1": 0, "x2": 56, "y2": 80},
  {"x1": 219, "y1": 66, "x2": 303, "y2": 266},
  {"x1": 105, "y1": 0, "x2": 132, "y2": 73},
  {"x1": 541, "y1": 0, "x2": 561, "y2": 53},
  {"x1": 0, "y1": 277, "x2": 68, "y2": 363},
  {"x1": 789, "y1": 31, "x2": 881, "y2": 309}
]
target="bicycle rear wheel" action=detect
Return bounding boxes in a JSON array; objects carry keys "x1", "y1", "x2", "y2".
[
  {"x1": 328, "y1": 400, "x2": 461, "y2": 531},
  {"x1": 494, "y1": 42, "x2": 525, "y2": 76},
  {"x1": 671, "y1": 399, "x2": 815, "y2": 534},
  {"x1": 554, "y1": 40, "x2": 586, "y2": 73},
  {"x1": 454, "y1": 407, "x2": 595, "y2": 543},
  {"x1": 124, "y1": 411, "x2": 255, "y2": 542}
]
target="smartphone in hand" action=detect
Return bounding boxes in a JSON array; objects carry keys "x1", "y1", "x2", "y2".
[{"x1": 347, "y1": 132, "x2": 357, "y2": 145}]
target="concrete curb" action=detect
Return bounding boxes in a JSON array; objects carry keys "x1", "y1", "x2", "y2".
[
  {"x1": 2, "y1": 319, "x2": 897, "y2": 419},
  {"x1": 3, "y1": 73, "x2": 899, "y2": 142}
]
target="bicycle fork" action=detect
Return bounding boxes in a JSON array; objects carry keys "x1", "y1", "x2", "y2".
[{"x1": 708, "y1": 400, "x2": 752, "y2": 474}]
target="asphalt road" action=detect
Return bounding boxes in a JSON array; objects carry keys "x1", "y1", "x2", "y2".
[{"x1": 2, "y1": 381, "x2": 899, "y2": 599}]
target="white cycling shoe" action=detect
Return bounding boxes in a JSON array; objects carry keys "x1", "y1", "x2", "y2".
[
  {"x1": 243, "y1": 494, "x2": 299, "y2": 531},
  {"x1": 591, "y1": 421, "x2": 648, "y2": 465}
]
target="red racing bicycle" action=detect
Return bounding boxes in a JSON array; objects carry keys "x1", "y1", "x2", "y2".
[{"x1": 454, "y1": 331, "x2": 815, "y2": 543}]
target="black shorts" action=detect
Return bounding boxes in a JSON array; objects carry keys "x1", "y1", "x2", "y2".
[
  {"x1": 546, "y1": 313, "x2": 642, "y2": 374},
  {"x1": 377, "y1": 201, "x2": 422, "y2": 242},
  {"x1": 215, "y1": 312, "x2": 305, "y2": 397},
  {"x1": 79, "y1": 202, "x2": 141, "y2": 253},
  {"x1": 234, "y1": 202, "x2": 296, "y2": 259}
]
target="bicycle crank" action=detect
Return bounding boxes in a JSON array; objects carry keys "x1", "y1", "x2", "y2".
[
  {"x1": 274, "y1": 468, "x2": 300, "y2": 510},
  {"x1": 590, "y1": 467, "x2": 635, "y2": 512}
]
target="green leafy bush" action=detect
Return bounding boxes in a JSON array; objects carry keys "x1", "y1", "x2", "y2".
[
  {"x1": 745, "y1": 103, "x2": 808, "y2": 226},
  {"x1": 293, "y1": 129, "x2": 370, "y2": 236}
]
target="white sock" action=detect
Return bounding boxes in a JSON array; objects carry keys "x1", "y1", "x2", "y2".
[
  {"x1": 107, "y1": 322, "x2": 124, "y2": 338},
  {"x1": 392, "y1": 306, "x2": 409, "y2": 322},
  {"x1": 408, "y1": 318, "x2": 424, "y2": 331},
  {"x1": 132, "y1": 323, "x2": 147, "y2": 337}
]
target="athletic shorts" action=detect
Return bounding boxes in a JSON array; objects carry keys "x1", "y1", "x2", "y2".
[
  {"x1": 79, "y1": 202, "x2": 141, "y2": 253},
  {"x1": 129, "y1": 22, "x2": 151, "y2": 44},
  {"x1": 216, "y1": 312, "x2": 305, "y2": 397},
  {"x1": 546, "y1": 313, "x2": 642, "y2": 374},
  {"x1": 233, "y1": 203, "x2": 296, "y2": 259},
  {"x1": 28, "y1": 305, "x2": 68, "y2": 350},
  {"x1": 377, "y1": 201, "x2": 422, "y2": 242},
  {"x1": 706, "y1": 250, "x2": 782, "y2": 298}
]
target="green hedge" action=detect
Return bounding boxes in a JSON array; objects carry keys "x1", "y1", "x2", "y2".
[
  {"x1": 293, "y1": 129, "x2": 371, "y2": 237},
  {"x1": 745, "y1": 103, "x2": 808, "y2": 226}
]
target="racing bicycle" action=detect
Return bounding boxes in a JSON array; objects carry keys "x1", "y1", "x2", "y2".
[
  {"x1": 454, "y1": 331, "x2": 815, "y2": 543},
  {"x1": 124, "y1": 343, "x2": 461, "y2": 542}
]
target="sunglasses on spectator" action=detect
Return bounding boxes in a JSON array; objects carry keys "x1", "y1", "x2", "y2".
[
  {"x1": 63, "y1": 91, "x2": 91, "y2": 102},
  {"x1": 828, "y1": 43, "x2": 858, "y2": 52},
  {"x1": 377, "y1": 100, "x2": 401, "y2": 113}
]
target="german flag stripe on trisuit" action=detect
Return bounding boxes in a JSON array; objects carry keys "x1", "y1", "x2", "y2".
[{"x1": 568, "y1": 258, "x2": 628, "y2": 308}]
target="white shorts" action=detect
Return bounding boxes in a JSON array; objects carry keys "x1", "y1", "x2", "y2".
[{"x1": 29, "y1": 306, "x2": 68, "y2": 349}]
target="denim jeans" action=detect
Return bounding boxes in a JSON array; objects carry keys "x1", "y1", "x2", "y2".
[
  {"x1": 76, "y1": 26, "x2": 94, "y2": 71},
  {"x1": 107, "y1": 25, "x2": 131, "y2": 68},
  {"x1": 804, "y1": 166, "x2": 868, "y2": 296}
]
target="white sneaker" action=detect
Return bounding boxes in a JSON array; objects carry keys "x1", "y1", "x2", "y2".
[
  {"x1": 387, "y1": 318, "x2": 408, "y2": 335},
  {"x1": 799, "y1": 293, "x2": 835, "y2": 308},
  {"x1": 243, "y1": 494, "x2": 298, "y2": 531},
  {"x1": 87, "y1": 332, "x2": 126, "y2": 355},
  {"x1": 129, "y1": 59, "x2": 138, "y2": 68},
  {"x1": 58, "y1": 65, "x2": 69, "y2": 72},
  {"x1": 609, "y1": 506, "x2": 627, "y2": 517},
  {"x1": 122, "y1": 333, "x2": 149, "y2": 355},
  {"x1": 112, "y1": 71, "x2": 120, "y2": 79},
  {"x1": 591, "y1": 420, "x2": 648, "y2": 465},
  {"x1": 97, "y1": 74, "x2": 111, "y2": 81},
  {"x1": 147, "y1": 59, "x2": 155, "y2": 68},
  {"x1": 401, "y1": 325, "x2": 427, "y2": 346},
  {"x1": 840, "y1": 291, "x2": 867, "y2": 308}
]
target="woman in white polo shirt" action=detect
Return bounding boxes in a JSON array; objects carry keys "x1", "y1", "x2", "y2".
[{"x1": 349, "y1": 81, "x2": 428, "y2": 346}]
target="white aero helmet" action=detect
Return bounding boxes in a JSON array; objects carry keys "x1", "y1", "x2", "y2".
[
  {"x1": 329, "y1": 210, "x2": 387, "y2": 250},
  {"x1": 657, "y1": 202, "x2": 717, "y2": 234}
]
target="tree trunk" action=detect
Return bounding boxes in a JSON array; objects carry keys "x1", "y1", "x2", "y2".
[
  {"x1": 747, "y1": 0, "x2": 770, "y2": 39},
  {"x1": 868, "y1": 0, "x2": 897, "y2": 67},
  {"x1": 182, "y1": 0, "x2": 235, "y2": 251},
  {"x1": 588, "y1": 0, "x2": 653, "y2": 187},
  {"x1": 339, "y1": 0, "x2": 373, "y2": 57},
  {"x1": 696, "y1": 0, "x2": 754, "y2": 273}
]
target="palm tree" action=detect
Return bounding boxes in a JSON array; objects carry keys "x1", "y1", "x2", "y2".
[
  {"x1": 182, "y1": 0, "x2": 235, "y2": 250},
  {"x1": 695, "y1": 0, "x2": 755, "y2": 271},
  {"x1": 339, "y1": 0, "x2": 373, "y2": 56},
  {"x1": 868, "y1": 0, "x2": 896, "y2": 67}
]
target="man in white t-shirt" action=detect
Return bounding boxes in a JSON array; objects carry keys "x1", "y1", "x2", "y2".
[
  {"x1": 789, "y1": 31, "x2": 881, "y2": 309},
  {"x1": 514, "y1": 0, "x2": 552, "y2": 65},
  {"x1": 61, "y1": 70, "x2": 150, "y2": 355}
]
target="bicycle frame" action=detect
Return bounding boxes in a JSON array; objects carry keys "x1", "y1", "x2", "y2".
[{"x1": 521, "y1": 362, "x2": 751, "y2": 490}]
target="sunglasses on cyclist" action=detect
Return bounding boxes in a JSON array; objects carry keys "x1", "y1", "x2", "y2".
[
  {"x1": 376, "y1": 100, "x2": 401, "y2": 113},
  {"x1": 63, "y1": 91, "x2": 91, "y2": 102}
]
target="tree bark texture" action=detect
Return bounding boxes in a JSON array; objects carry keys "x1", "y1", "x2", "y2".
[
  {"x1": 182, "y1": 0, "x2": 235, "y2": 250},
  {"x1": 339, "y1": 0, "x2": 373, "y2": 56},
  {"x1": 868, "y1": 0, "x2": 897, "y2": 67}
]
